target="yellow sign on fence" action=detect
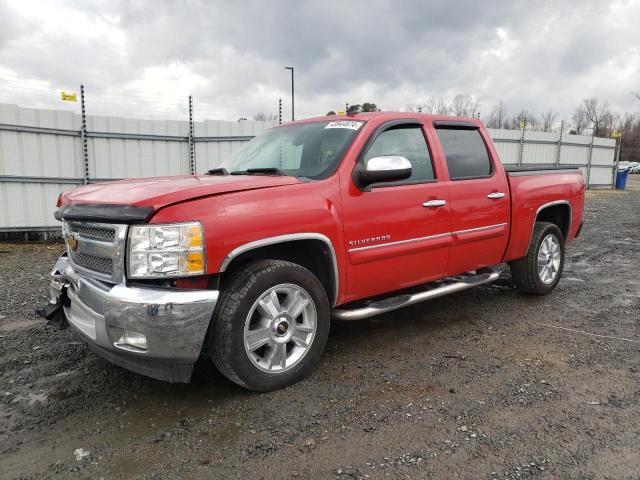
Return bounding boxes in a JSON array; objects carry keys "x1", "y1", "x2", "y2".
[{"x1": 60, "y1": 91, "x2": 77, "y2": 102}]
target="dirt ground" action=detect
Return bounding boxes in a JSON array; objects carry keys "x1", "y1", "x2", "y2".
[{"x1": 1, "y1": 184, "x2": 639, "y2": 480}]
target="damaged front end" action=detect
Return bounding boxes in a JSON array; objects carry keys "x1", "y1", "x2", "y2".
[
  {"x1": 37, "y1": 254, "x2": 70, "y2": 330},
  {"x1": 38, "y1": 252, "x2": 219, "y2": 383}
]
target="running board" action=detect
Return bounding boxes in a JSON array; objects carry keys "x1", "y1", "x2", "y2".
[{"x1": 332, "y1": 268, "x2": 501, "y2": 321}]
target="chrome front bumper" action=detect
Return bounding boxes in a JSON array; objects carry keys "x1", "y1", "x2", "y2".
[{"x1": 48, "y1": 254, "x2": 219, "y2": 382}]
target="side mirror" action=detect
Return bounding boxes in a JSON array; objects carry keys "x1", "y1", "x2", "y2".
[{"x1": 356, "y1": 156, "x2": 412, "y2": 187}]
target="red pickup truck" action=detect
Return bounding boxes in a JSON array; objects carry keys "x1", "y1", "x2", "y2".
[{"x1": 43, "y1": 112, "x2": 585, "y2": 391}]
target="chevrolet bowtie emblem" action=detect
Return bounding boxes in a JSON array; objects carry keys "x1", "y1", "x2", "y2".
[{"x1": 67, "y1": 233, "x2": 78, "y2": 252}]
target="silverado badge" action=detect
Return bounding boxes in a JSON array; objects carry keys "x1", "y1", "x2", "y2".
[{"x1": 348, "y1": 235, "x2": 391, "y2": 248}]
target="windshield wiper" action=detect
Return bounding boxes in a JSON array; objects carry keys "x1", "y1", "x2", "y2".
[
  {"x1": 230, "y1": 168, "x2": 287, "y2": 176},
  {"x1": 205, "y1": 168, "x2": 229, "y2": 176}
]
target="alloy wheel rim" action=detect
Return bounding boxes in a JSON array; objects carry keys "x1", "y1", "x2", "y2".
[
  {"x1": 243, "y1": 283, "x2": 317, "y2": 374},
  {"x1": 537, "y1": 234, "x2": 561, "y2": 284}
]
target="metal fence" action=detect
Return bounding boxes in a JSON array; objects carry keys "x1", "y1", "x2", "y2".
[
  {"x1": 489, "y1": 122, "x2": 617, "y2": 188},
  {"x1": 0, "y1": 103, "x2": 618, "y2": 234},
  {"x1": 0, "y1": 103, "x2": 276, "y2": 233}
]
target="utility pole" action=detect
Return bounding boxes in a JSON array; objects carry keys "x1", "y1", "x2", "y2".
[{"x1": 284, "y1": 67, "x2": 294, "y2": 121}]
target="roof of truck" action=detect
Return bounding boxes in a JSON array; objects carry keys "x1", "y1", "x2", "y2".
[{"x1": 283, "y1": 111, "x2": 484, "y2": 127}]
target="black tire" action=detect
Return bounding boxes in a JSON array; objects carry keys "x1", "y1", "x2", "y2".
[
  {"x1": 510, "y1": 221, "x2": 565, "y2": 295},
  {"x1": 210, "y1": 260, "x2": 330, "y2": 391}
]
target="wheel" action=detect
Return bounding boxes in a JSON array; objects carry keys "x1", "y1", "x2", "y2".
[
  {"x1": 510, "y1": 221, "x2": 565, "y2": 295},
  {"x1": 210, "y1": 260, "x2": 330, "y2": 391}
]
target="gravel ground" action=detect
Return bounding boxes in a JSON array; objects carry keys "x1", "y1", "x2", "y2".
[{"x1": 1, "y1": 186, "x2": 639, "y2": 480}]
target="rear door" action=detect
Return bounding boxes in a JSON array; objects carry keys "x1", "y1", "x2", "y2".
[
  {"x1": 432, "y1": 122, "x2": 510, "y2": 275},
  {"x1": 340, "y1": 120, "x2": 452, "y2": 301}
]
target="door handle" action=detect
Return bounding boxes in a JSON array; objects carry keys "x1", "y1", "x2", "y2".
[
  {"x1": 487, "y1": 192, "x2": 506, "y2": 199},
  {"x1": 423, "y1": 199, "x2": 447, "y2": 207}
]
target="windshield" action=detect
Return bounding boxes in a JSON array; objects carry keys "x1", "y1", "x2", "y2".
[{"x1": 219, "y1": 120, "x2": 363, "y2": 179}]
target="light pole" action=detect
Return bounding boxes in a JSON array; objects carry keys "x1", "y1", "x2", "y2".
[{"x1": 284, "y1": 66, "x2": 294, "y2": 121}]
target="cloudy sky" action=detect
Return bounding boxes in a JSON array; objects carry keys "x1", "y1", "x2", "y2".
[{"x1": 0, "y1": 0, "x2": 638, "y2": 124}]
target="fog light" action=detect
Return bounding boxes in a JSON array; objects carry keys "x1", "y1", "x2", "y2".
[{"x1": 116, "y1": 330, "x2": 147, "y2": 351}]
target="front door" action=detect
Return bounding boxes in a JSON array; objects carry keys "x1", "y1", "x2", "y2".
[
  {"x1": 340, "y1": 120, "x2": 452, "y2": 302},
  {"x1": 432, "y1": 124, "x2": 511, "y2": 276}
]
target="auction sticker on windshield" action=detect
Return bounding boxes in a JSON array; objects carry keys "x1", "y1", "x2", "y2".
[{"x1": 325, "y1": 120, "x2": 364, "y2": 130}]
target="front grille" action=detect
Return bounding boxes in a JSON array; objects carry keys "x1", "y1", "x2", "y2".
[
  {"x1": 68, "y1": 222, "x2": 115, "y2": 242},
  {"x1": 70, "y1": 250, "x2": 114, "y2": 275},
  {"x1": 63, "y1": 220, "x2": 126, "y2": 282}
]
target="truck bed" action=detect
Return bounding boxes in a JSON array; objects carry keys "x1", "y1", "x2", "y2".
[{"x1": 503, "y1": 166, "x2": 584, "y2": 262}]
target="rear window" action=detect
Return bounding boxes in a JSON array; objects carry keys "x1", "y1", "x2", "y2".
[{"x1": 436, "y1": 128, "x2": 492, "y2": 180}]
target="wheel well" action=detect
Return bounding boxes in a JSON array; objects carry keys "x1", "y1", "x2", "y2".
[
  {"x1": 536, "y1": 204, "x2": 570, "y2": 240},
  {"x1": 220, "y1": 239, "x2": 337, "y2": 304}
]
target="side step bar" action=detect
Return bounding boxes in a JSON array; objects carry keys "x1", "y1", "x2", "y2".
[{"x1": 332, "y1": 268, "x2": 501, "y2": 321}]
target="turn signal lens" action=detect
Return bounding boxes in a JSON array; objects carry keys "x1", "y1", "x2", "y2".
[
  {"x1": 187, "y1": 225, "x2": 203, "y2": 248},
  {"x1": 186, "y1": 251, "x2": 204, "y2": 273},
  {"x1": 128, "y1": 222, "x2": 206, "y2": 278}
]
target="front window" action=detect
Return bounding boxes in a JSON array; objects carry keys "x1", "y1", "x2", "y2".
[
  {"x1": 362, "y1": 125, "x2": 435, "y2": 184},
  {"x1": 219, "y1": 120, "x2": 363, "y2": 179}
]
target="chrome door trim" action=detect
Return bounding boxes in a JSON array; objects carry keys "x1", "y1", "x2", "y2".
[
  {"x1": 524, "y1": 200, "x2": 572, "y2": 255},
  {"x1": 348, "y1": 232, "x2": 452, "y2": 253},
  {"x1": 453, "y1": 223, "x2": 508, "y2": 236},
  {"x1": 349, "y1": 223, "x2": 509, "y2": 253},
  {"x1": 219, "y1": 233, "x2": 339, "y2": 306}
]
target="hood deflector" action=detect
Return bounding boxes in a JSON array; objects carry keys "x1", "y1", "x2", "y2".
[{"x1": 55, "y1": 204, "x2": 154, "y2": 223}]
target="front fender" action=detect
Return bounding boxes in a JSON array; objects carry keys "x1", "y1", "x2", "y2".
[{"x1": 149, "y1": 180, "x2": 347, "y2": 304}]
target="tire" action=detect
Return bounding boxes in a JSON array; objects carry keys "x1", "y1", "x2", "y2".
[
  {"x1": 210, "y1": 260, "x2": 330, "y2": 391},
  {"x1": 510, "y1": 221, "x2": 565, "y2": 295}
]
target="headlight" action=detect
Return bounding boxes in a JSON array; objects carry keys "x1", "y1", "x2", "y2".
[{"x1": 127, "y1": 222, "x2": 205, "y2": 279}]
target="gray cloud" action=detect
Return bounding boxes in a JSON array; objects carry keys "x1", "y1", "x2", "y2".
[{"x1": 0, "y1": 0, "x2": 638, "y2": 122}]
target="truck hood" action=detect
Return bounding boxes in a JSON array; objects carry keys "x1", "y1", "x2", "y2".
[{"x1": 59, "y1": 174, "x2": 301, "y2": 210}]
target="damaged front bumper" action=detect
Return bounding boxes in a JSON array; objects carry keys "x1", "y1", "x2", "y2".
[{"x1": 44, "y1": 254, "x2": 219, "y2": 382}]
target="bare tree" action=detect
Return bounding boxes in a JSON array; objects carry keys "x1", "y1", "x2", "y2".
[
  {"x1": 422, "y1": 96, "x2": 449, "y2": 115},
  {"x1": 407, "y1": 96, "x2": 451, "y2": 115},
  {"x1": 581, "y1": 98, "x2": 611, "y2": 136},
  {"x1": 451, "y1": 94, "x2": 480, "y2": 117},
  {"x1": 614, "y1": 112, "x2": 636, "y2": 137},
  {"x1": 408, "y1": 94, "x2": 481, "y2": 117},
  {"x1": 434, "y1": 96, "x2": 451, "y2": 115},
  {"x1": 571, "y1": 107, "x2": 588, "y2": 135},
  {"x1": 253, "y1": 112, "x2": 278, "y2": 122},
  {"x1": 540, "y1": 110, "x2": 557, "y2": 132},
  {"x1": 507, "y1": 109, "x2": 538, "y2": 130},
  {"x1": 486, "y1": 101, "x2": 508, "y2": 129},
  {"x1": 407, "y1": 102, "x2": 431, "y2": 113}
]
